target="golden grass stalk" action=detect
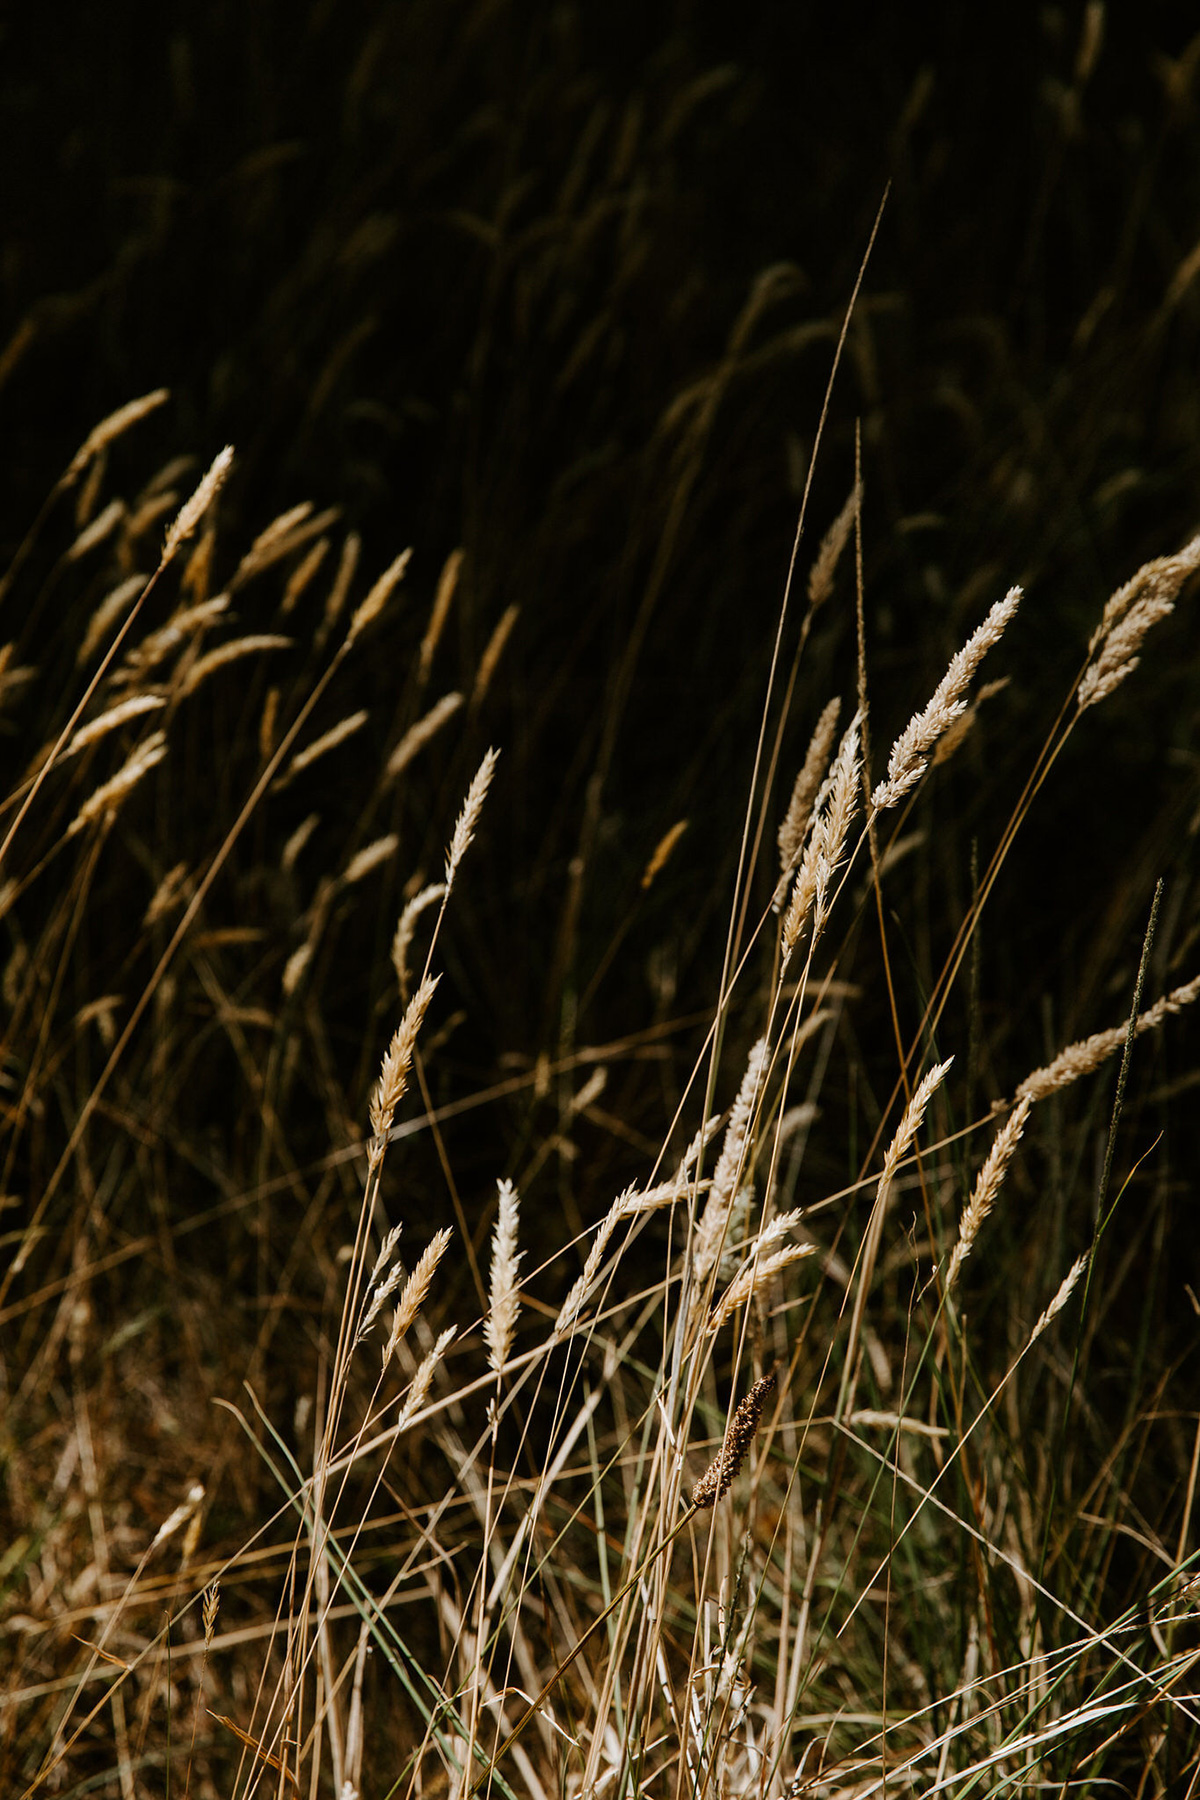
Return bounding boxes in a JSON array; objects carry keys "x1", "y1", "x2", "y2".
[
  {"x1": 67, "y1": 731, "x2": 168, "y2": 835},
  {"x1": 945, "y1": 1095, "x2": 1031, "y2": 1291},
  {"x1": 381, "y1": 1228, "x2": 452, "y2": 1367},
  {"x1": 284, "y1": 709, "x2": 370, "y2": 780},
  {"x1": 347, "y1": 547, "x2": 411, "y2": 644},
  {"x1": 366, "y1": 1221, "x2": 405, "y2": 1288},
  {"x1": 691, "y1": 1370, "x2": 778, "y2": 1507},
  {"x1": 808, "y1": 486, "x2": 859, "y2": 609},
  {"x1": 484, "y1": 1178, "x2": 522, "y2": 1375},
  {"x1": 446, "y1": 747, "x2": 500, "y2": 887},
  {"x1": 279, "y1": 536, "x2": 330, "y2": 616},
  {"x1": 178, "y1": 634, "x2": 292, "y2": 698},
  {"x1": 66, "y1": 388, "x2": 170, "y2": 479},
  {"x1": 774, "y1": 695, "x2": 841, "y2": 909},
  {"x1": 871, "y1": 586, "x2": 1020, "y2": 810},
  {"x1": 419, "y1": 548, "x2": 463, "y2": 683},
  {"x1": 1078, "y1": 534, "x2": 1200, "y2": 709},
  {"x1": 115, "y1": 596, "x2": 230, "y2": 686},
  {"x1": 397, "y1": 1325, "x2": 455, "y2": 1424},
  {"x1": 386, "y1": 691, "x2": 463, "y2": 779},
  {"x1": 162, "y1": 446, "x2": 234, "y2": 563},
  {"x1": 880, "y1": 1057, "x2": 953, "y2": 1190},
  {"x1": 64, "y1": 694, "x2": 165, "y2": 757},
  {"x1": 693, "y1": 1038, "x2": 771, "y2": 1288},
  {"x1": 391, "y1": 882, "x2": 446, "y2": 996},
  {"x1": 368, "y1": 972, "x2": 439, "y2": 1143},
  {"x1": 143, "y1": 860, "x2": 191, "y2": 927},
  {"x1": 471, "y1": 602, "x2": 519, "y2": 708},
  {"x1": 781, "y1": 710, "x2": 861, "y2": 962},
  {"x1": 1014, "y1": 974, "x2": 1200, "y2": 1105},
  {"x1": 343, "y1": 833, "x2": 399, "y2": 885},
  {"x1": 323, "y1": 532, "x2": 361, "y2": 633}
]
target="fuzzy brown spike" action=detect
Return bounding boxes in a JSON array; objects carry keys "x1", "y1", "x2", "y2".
[{"x1": 691, "y1": 1369, "x2": 777, "y2": 1509}]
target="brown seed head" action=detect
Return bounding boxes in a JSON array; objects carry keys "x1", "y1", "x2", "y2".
[{"x1": 692, "y1": 1369, "x2": 778, "y2": 1509}]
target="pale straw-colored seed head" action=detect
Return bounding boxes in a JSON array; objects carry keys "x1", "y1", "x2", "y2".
[
  {"x1": 163, "y1": 447, "x2": 234, "y2": 564},
  {"x1": 282, "y1": 813, "x2": 320, "y2": 876},
  {"x1": 1014, "y1": 974, "x2": 1200, "y2": 1106},
  {"x1": 79, "y1": 576, "x2": 148, "y2": 666},
  {"x1": 65, "y1": 694, "x2": 165, "y2": 758},
  {"x1": 1030, "y1": 1253, "x2": 1088, "y2": 1342},
  {"x1": 781, "y1": 711, "x2": 861, "y2": 961},
  {"x1": 878, "y1": 1058, "x2": 953, "y2": 1193},
  {"x1": 382, "y1": 1228, "x2": 453, "y2": 1367},
  {"x1": 347, "y1": 547, "x2": 411, "y2": 644},
  {"x1": 692, "y1": 1370, "x2": 778, "y2": 1507},
  {"x1": 343, "y1": 834, "x2": 399, "y2": 886},
  {"x1": 286, "y1": 710, "x2": 370, "y2": 782},
  {"x1": 872, "y1": 587, "x2": 1020, "y2": 811},
  {"x1": 775, "y1": 695, "x2": 841, "y2": 906},
  {"x1": 945, "y1": 1094, "x2": 1031, "y2": 1291},
  {"x1": 178, "y1": 635, "x2": 292, "y2": 699},
  {"x1": 386, "y1": 692, "x2": 463, "y2": 780},
  {"x1": 446, "y1": 748, "x2": 500, "y2": 888},
  {"x1": 1076, "y1": 534, "x2": 1200, "y2": 710},
  {"x1": 396, "y1": 1326, "x2": 455, "y2": 1422},
  {"x1": 67, "y1": 389, "x2": 170, "y2": 479},
  {"x1": 391, "y1": 883, "x2": 446, "y2": 997},
  {"x1": 707, "y1": 1244, "x2": 814, "y2": 1337},
  {"x1": 368, "y1": 972, "x2": 440, "y2": 1142},
  {"x1": 280, "y1": 537, "x2": 330, "y2": 617},
  {"x1": 484, "y1": 1179, "x2": 522, "y2": 1375},
  {"x1": 68, "y1": 733, "x2": 168, "y2": 835},
  {"x1": 693, "y1": 1039, "x2": 771, "y2": 1288},
  {"x1": 324, "y1": 533, "x2": 362, "y2": 632},
  {"x1": 66, "y1": 499, "x2": 126, "y2": 563}
]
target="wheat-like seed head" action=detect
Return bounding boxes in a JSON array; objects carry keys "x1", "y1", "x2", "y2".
[
  {"x1": 693, "y1": 1039, "x2": 770, "y2": 1288},
  {"x1": 781, "y1": 711, "x2": 861, "y2": 961},
  {"x1": 872, "y1": 587, "x2": 1020, "y2": 811},
  {"x1": 382, "y1": 1228, "x2": 453, "y2": 1367},
  {"x1": 692, "y1": 1370, "x2": 778, "y2": 1508},
  {"x1": 945, "y1": 1095, "x2": 1031, "y2": 1290},
  {"x1": 368, "y1": 972, "x2": 440, "y2": 1143},
  {"x1": 1030, "y1": 1253, "x2": 1088, "y2": 1342},
  {"x1": 808, "y1": 486, "x2": 859, "y2": 610},
  {"x1": 343, "y1": 835, "x2": 399, "y2": 886},
  {"x1": 397, "y1": 1326, "x2": 455, "y2": 1425},
  {"x1": 67, "y1": 499, "x2": 126, "y2": 563},
  {"x1": 1014, "y1": 974, "x2": 1200, "y2": 1105},
  {"x1": 178, "y1": 635, "x2": 292, "y2": 699},
  {"x1": 163, "y1": 447, "x2": 234, "y2": 563},
  {"x1": 471, "y1": 603, "x2": 520, "y2": 709},
  {"x1": 419, "y1": 549, "x2": 463, "y2": 683},
  {"x1": 285, "y1": 711, "x2": 370, "y2": 782},
  {"x1": 775, "y1": 695, "x2": 841, "y2": 908},
  {"x1": 67, "y1": 389, "x2": 170, "y2": 479},
  {"x1": 391, "y1": 883, "x2": 446, "y2": 997},
  {"x1": 484, "y1": 1179, "x2": 522, "y2": 1375},
  {"x1": 347, "y1": 548, "x2": 411, "y2": 644},
  {"x1": 68, "y1": 733, "x2": 168, "y2": 835},
  {"x1": 446, "y1": 748, "x2": 500, "y2": 887},
  {"x1": 65, "y1": 695, "x2": 166, "y2": 758}
]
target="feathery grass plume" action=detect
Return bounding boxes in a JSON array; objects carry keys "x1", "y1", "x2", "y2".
[
  {"x1": 553, "y1": 1190, "x2": 631, "y2": 1340},
  {"x1": 879, "y1": 1058, "x2": 953, "y2": 1192},
  {"x1": 66, "y1": 498, "x2": 125, "y2": 562},
  {"x1": 781, "y1": 710, "x2": 862, "y2": 962},
  {"x1": 446, "y1": 747, "x2": 500, "y2": 887},
  {"x1": 68, "y1": 732, "x2": 168, "y2": 835},
  {"x1": 283, "y1": 710, "x2": 370, "y2": 782},
  {"x1": 692, "y1": 1370, "x2": 778, "y2": 1507},
  {"x1": 484, "y1": 1179, "x2": 522, "y2": 1375},
  {"x1": 397, "y1": 1327, "x2": 455, "y2": 1425},
  {"x1": 391, "y1": 883, "x2": 446, "y2": 997},
  {"x1": 279, "y1": 536, "x2": 330, "y2": 616},
  {"x1": 419, "y1": 548, "x2": 463, "y2": 683},
  {"x1": 163, "y1": 446, "x2": 234, "y2": 563},
  {"x1": 368, "y1": 972, "x2": 440, "y2": 1142},
  {"x1": 945, "y1": 1095, "x2": 1031, "y2": 1291},
  {"x1": 79, "y1": 575, "x2": 147, "y2": 666},
  {"x1": 381, "y1": 1228, "x2": 453, "y2": 1366},
  {"x1": 386, "y1": 691, "x2": 463, "y2": 779},
  {"x1": 774, "y1": 696, "x2": 841, "y2": 909},
  {"x1": 708, "y1": 1244, "x2": 814, "y2": 1336},
  {"x1": 471, "y1": 602, "x2": 519, "y2": 708},
  {"x1": 66, "y1": 388, "x2": 170, "y2": 479},
  {"x1": 178, "y1": 635, "x2": 292, "y2": 698},
  {"x1": 343, "y1": 834, "x2": 399, "y2": 886},
  {"x1": 64, "y1": 694, "x2": 165, "y2": 757},
  {"x1": 356, "y1": 1260, "x2": 407, "y2": 1346},
  {"x1": 693, "y1": 1038, "x2": 771, "y2": 1288},
  {"x1": 367, "y1": 1221, "x2": 404, "y2": 1288},
  {"x1": 202, "y1": 1581, "x2": 220, "y2": 1643},
  {"x1": 229, "y1": 503, "x2": 339, "y2": 589},
  {"x1": 1014, "y1": 974, "x2": 1200, "y2": 1105},
  {"x1": 808, "y1": 485, "x2": 859, "y2": 609},
  {"x1": 641, "y1": 819, "x2": 689, "y2": 889},
  {"x1": 347, "y1": 547, "x2": 411, "y2": 644},
  {"x1": 1078, "y1": 534, "x2": 1200, "y2": 710},
  {"x1": 871, "y1": 586, "x2": 1021, "y2": 810},
  {"x1": 1030, "y1": 1253, "x2": 1089, "y2": 1342}
]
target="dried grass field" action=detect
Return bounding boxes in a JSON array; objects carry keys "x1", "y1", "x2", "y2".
[{"x1": 4, "y1": 6, "x2": 1200, "y2": 1797}]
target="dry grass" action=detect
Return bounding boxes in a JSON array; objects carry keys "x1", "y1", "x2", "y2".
[{"x1": 2, "y1": 375, "x2": 1200, "y2": 1800}]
